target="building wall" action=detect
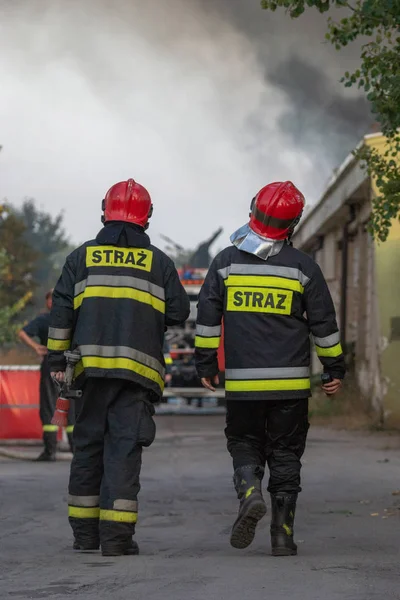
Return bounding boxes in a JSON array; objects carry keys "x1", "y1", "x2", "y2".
[
  {"x1": 299, "y1": 194, "x2": 384, "y2": 421},
  {"x1": 294, "y1": 133, "x2": 400, "y2": 426},
  {"x1": 365, "y1": 135, "x2": 400, "y2": 426},
  {"x1": 350, "y1": 221, "x2": 383, "y2": 420}
]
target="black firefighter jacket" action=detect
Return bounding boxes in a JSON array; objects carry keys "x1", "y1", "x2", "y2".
[
  {"x1": 47, "y1": 223, "x2": 190, "y2": 398},
  {"x1": 195, "y1": 242, "x2": 346, "y2": 401}
]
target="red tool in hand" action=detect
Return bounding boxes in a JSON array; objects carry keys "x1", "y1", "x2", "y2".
[{"x1": 51, "y1": 349, "x2": 82, "y2": 427}]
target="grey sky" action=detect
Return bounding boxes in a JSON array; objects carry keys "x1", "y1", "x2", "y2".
[{"x1": 0, "y1": 0, "x2": 369, "y2": 252}]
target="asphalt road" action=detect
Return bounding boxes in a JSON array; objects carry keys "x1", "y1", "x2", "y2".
[{"x1": 0, "y1": 416, "x2": 399, "y2": 600}]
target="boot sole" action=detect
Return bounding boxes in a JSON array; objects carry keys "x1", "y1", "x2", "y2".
[
  {"x1": 102, "y1": 548, "x2": 139, "y2": 557},
  {"x1": 272, "y1": 547, "x2": 297, "y2": 556},
  {"x1": 73, "y1": 543, "x2": 99, "y2": 552},
  {"x1": 230, "y1": 501, "x2": 267, "y2": 549}
]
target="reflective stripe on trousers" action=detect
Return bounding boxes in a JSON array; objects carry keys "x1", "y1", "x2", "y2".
[{"x1": 68, "y1": 494, "x2": 100, "y2": 519}]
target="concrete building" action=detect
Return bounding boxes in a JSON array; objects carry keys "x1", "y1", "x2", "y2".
[{"x1": 293, "y1": 133, "x2": 400, "y2": 427}]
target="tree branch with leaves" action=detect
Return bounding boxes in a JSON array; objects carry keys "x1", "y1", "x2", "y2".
[
  {"x1": 261, "y1": 0, "x2": 400, "y2": 241},
  {"x1": 0, "y1": 209, "x2": 34, "y2": 345}
]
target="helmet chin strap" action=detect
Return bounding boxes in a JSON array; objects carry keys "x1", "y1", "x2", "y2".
[{"x1": 286, "y1": 211, "x2": 303, "y2": 243}]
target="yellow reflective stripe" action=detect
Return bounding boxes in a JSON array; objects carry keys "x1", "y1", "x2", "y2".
[
  {"x1": 245, "y1": 486, "x2": 255, "y2": 499},
  {"x1": 224, "y1": 275, "x2": 304, "y2": 294},
  {"x1": 80, "y1": 345, "x2": 164, "y2": 376},
  {"x1": 82, "y1": 356, "x2": 164, "y2": 391},
  {"x1": 77, "y1": 286, "x2": 165, "y2": 314},
  {"x1": 283, "y1": 524, "x2": 292, "y2": 536},
  {"x1": 195, "y1": 336, "x2": 221, "y2": 349},
  {"x1": 315, "y1": 343, "x2": 343, "y2": 358},
  {"x1": 43, "y1": 425, "x2": 59, "y2": 432},
  {"x1": 74, "y1": 360, "x2": 84, "y2": 378},
  {"x1": 100, "y1": 509, "x2": 138, "y2": 523},
  {"x1": 68, "y1": 506, "x2": 100, "y2": 519},
  {"x1": 226, "y1": 378, "x2": 311, "y2": 392},
  {"x1": 47, "y1": 338, "x2": 71, "y2": 351},
  {"x1": 164, "y1": 356, "x2": 173, "y2": 365},
  {"x1": 65, "y1": 425, "x2": 74, "y2": 433},
  {"x1": 74, "y1": 292, "x2": 84, "y2": 310}
]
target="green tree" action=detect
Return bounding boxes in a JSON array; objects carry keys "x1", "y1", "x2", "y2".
[
  {"x1": 0, "y1": 203, "x2": 37, "y2": 307},
  {"x1": 0, "y1": 205, "x2": 35, "y2": 344},
  {"x1": 15, "y1": 199, "x2": 72, "y2": 307},
  {"x1": 261, "y1": 0, "x2": 400, "y2": 241}
]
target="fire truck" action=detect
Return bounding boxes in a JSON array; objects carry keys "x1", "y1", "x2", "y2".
[{"x1": 162, "y1": 230, "x2": 225, "y2": 405}]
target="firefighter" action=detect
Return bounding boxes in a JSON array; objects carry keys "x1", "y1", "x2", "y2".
[
  {"x1": 48, "y1": 179, "x2": 190, "y2": 556},
  {"x1": 18, "y1": 290, "x2": 75, "y2": 461},
  {"x1": 195, "y1": 181, "x2": 345, "y2": 556}
]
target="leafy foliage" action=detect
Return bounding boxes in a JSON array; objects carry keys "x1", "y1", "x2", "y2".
[
  {"x1": 0, "y1": 200, "x2": 73, "y2": 345},
  {"x1": 0, "y1": 203, "x2": 37, "y2": 307},
  {"x1": 260, "y1": 0, "x2": 400, "y2": 240},
  {"x1": 0, "y1": 290, "x2": 33, "y2": 346},
  {"x1": 14, "y1": 199, "x2": 71, "y2": 304},
  {"x1": 0, "y1": 209, "x2": 35, "y2": 345}
]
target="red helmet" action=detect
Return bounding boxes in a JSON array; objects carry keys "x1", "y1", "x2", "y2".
[
  {"x1": 102, "y1": 179, "x2": 153, "y2": 227},
  {"x1": 249, "y1": 181, "x2": 305, "y2": 240}
]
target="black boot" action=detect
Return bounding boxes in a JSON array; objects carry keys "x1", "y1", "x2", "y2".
[
  {"x1": 70, "y1": 517, "x2": 100, "y2": 552},
  {"x1": 270, "y1": 493, "x2": 298, "y2": 556},
  {"x1": 102, "y1": 539, "x2": 140, "y2": 557},
  {"x1": 230, "y1": 465, "x2": 267, "y2": 549},
  {"x1": 73, "y1": 540, "x2": 100, "y2": 552},
  {"x1": 35, "y1": 431, "x2": 57, "y2": 462}
]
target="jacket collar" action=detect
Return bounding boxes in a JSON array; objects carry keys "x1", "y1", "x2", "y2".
[{"x1": 96, "y1": 222, "x2": 151, "y2": 248}]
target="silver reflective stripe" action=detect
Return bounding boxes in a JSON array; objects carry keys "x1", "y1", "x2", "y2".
[
  {"x1": 225, "y1": 367, "x2": 310, "y2": 380},
  {"x1": 218, "y1": 263, "x2": 310, "y2": 286},
  {"x1": 86, "y1": 274, "x2": 165, "y2": 300},
  {"x1": 113, "y1": 499, "x2": 138, "y2": 511},
  {"x1": 75, "y1": 279, "x2": 87, "y2": 296},
  {"x1": 48, "y1": 327, "x2": 71, "y2": 340},
  {"x1": 196, "y1": 324, "x2": 222, "y2": 337},
  {"x1": 79, "y1": 344, "x2": 165, "y2": 377},
  {"x1": 313, "y1": 332, "x2": 340, "y2": 348},
  {"x1": 217, "y1": 266, "x2": 230, "y2": 280},
  {"x1": 68, "y1": 494, "x2": 100, "y2": 507}
]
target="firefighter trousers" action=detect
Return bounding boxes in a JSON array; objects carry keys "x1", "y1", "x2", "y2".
[
  {"x1": 68, "y1": 378, "x2": 156, "y2": 553},
  {"x1": 225, "y1": 399, "x2": 309, "y2": 495},
  {"x1": 40, "y1": 356, "x2": 75, "y2": 455}
]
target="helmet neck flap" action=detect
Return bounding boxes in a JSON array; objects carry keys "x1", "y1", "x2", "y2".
[{"x1": 230, "y1": 223, "x2": 285, "y2": 261}]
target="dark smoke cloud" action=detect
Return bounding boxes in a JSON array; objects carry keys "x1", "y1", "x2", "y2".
[
  {"x1": 0, "y1": 0, "x2": 370, "y2": 250},
  {"x1": 268, "y1": 56, "x2": 373, "y2": 168}
]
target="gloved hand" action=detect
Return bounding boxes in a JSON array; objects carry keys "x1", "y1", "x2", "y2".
[{"x1": 51, "y1": 371, "x2": 65, "y2": 383}]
